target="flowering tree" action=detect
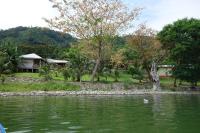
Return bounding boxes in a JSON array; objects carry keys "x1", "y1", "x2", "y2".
[
  {"x1": 45, "y1": 0, "x2": 141, "y2": 81},
  {"x1": 128, "y1": 24, "x2": 165, "y2": 90}
]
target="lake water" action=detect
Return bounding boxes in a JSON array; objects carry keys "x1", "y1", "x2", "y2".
[{"x1": 0, "y1": 95, "x2": 200, "y2": 133}]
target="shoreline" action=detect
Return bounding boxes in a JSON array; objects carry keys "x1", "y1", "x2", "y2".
[{"x1": 1, "y1": 90, "x2": 200, "y2": 96}]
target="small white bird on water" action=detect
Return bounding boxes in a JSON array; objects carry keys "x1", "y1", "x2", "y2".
[{"x1": 144, "y1": 99, "x2": 149, "y2": 104}]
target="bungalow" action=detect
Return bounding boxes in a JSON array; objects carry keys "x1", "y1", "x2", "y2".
[
  {"x1": 46, "y1": 59, "x2": 69, "y2": 68},
  {"x1": 18, "y1": 53, "x2": 69, "y2": 72},
  {"x1": 18, "y1": 53, "x2": 43, "y2": 72}
]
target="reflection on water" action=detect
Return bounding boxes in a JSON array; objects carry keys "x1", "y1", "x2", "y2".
[{"x1": 0, "y1": 95, "x2": 200, "y2": 133}]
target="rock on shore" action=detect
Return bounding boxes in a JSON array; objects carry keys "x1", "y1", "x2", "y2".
[{"x1": 0, "y1": 90, "x2": 200, "y2": 97}]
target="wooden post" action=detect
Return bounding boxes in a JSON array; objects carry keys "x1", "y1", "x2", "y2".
[{"x1": 39, "y1": 59, "x2": 41, "y2": 67}]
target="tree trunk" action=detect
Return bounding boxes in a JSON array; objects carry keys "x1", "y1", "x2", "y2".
[
  {"x1": 144, "y1": 67, "x2": 152, "y2": 82},
  {"x1": 150, "y1": 61, "x2": 160, "y2": 91},
  {"x1": 91, "y1": 58, "x2": 100, "y2": 82},
  {"x1": 76, "y1": 71, "x2": 81, "y2": 82},
  {"x1": 195, "y1": 82, "x2": 198, "y2": 86},
  {"x1": 179, "y1": 80, "x2": 182, "y2": 86},
  {"x1": 90, "y1": 40, "x2": 102, "y2": 82},
  {"x1": 115, "y1": 77, "x2": 118, "y2": 82},
  {"x1": 97, "y1": 74, "x2": 100, "y2": 82},
  {"x1": 174, "y1": 78, "x2": 177, "y2": 87}
]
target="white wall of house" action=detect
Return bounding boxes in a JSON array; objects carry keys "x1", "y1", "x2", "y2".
[{"x1": 18, "y1": 59, "x2": 34, "y2": 69}]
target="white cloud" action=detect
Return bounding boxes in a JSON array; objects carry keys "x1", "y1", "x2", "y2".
[
  {"x1": 0, "y1": 0, "x2": 199, "y2": 31},
  {"x1": 142, "y1": 0, "x2": 200, "y2": 31},
  {"x1": 0, "y1": 0, "x2": 56, "y2": 30}
]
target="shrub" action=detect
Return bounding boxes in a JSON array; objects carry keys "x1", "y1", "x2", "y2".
[
  {"x1": 0, "y1": 75, "x2": 6, "y2": 84},
  {"x1": 39, "y1": 64, "x2": 52, "y2": 81}
]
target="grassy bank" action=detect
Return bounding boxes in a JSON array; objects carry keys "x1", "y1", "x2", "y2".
[
  {"x1": 15, "y1": 72, "x2": 138, "y2": 82},
  {"x1": 0, "y1": 72, "x2": 199, "y2": 92},
  {"x1": 0, "y1": 82, "x2": 80, "y2": 92},
  {"x1": 14, "y1": 72, "x2": 195, "y2": 86}
]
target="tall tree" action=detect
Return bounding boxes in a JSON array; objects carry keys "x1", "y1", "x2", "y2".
[
  {"x1": 128, "y1": 24, "x2": 165, "y2": 90},
  {"x1": 158, "y1": 18, "x2": 200, "y2": 86},
  {"x1": 128, "y1": 24, "x2": 164, "y2": 80},
  {"x1": 0, "y1": 41, "x2": 19, "y2": 73},
  {"x1": 0, "y1": 51, "x2": 8, "y2": 75},
  {"x1": 45, "y1": 0, "x2": 141, "y2": 81}
]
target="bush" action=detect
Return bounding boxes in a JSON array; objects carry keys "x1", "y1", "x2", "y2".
[
  {"x1": 112, "y1": 69, "x2": 120, "y2": 82},
  {"x1": 0, "y1": 75, "x2": 6, "y2": 84},
  {"x1": 39, "y1": 64, "x2": 52, "y2": 81},
  {"x1": 128, "y1": 65, "x2": 144, "y2": 82},
  {"x1": 62, "y1": 67, "x2": 76, "y2": 81}
]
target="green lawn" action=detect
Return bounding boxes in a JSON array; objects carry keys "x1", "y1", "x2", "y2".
[
  {"x1": 15, "y1": 72, "x2": 41, "y2": 79},
  {"x1": 0, "y1": 81, "x2": 80, "y2": 92},
  {"x1": 12, "y1": 72, "x2": 180, "y2": 86},
  {"x1": 81, "y1": 72, "x2": 139, "y2": 83},
  {"x1": 160, "y1": 77, "x2": 175, "y2": 85},
  {"x1": 15, "y1": 72, "x2": 65, "y2": 80},
  {"x1": 14, "y1": 72, "x2": 139, "y2": 83}
]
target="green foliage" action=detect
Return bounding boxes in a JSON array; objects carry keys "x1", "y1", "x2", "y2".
[
  {"x1": 110, "y1": 36, "x2": 127, "y2": 48},
  {"x1": 18, "y1": 44, "x2": 62, "y2": 58},
  {"x1": 128, "y1": 65, "x2": 144, "y2": 82},
  {"x1": 124, "y1": 46, "x2": 138, "y2": 61},
  {"x1": 62, "y1": 67, "x2": 76, "y2": 81},
  {"x1": 62, "y1": 68, "x2": 71, "y2": 81},
  {"x1": 112, "y1": 69, "x2": 120, "y2": 82},
  {"x1": 64, "y1": 45, "x2": 90, "y2": 82},
  {"x1": 158, "y1": 18, "x2": 200, "y2": 85},
  {"x1": 0, "y1": 51, "x2": 8, "y2": 74},
  {"x1": 127, "y1": 25, "x2": 164, "y2": 82},
  {"x1": 0, "y1": 75, "x2": 6, "y2": 84},
  {"x1": 173, "y1": 65, "x2": 200, "y2": 86},
  {"x1": 39, "y1": 64, "x2": 52, "y2": 81},
  {"x1": 101, "y1": 67, "x2": 111, "y2": 81},
  {"x1": 0, "y1": 41, "x2": 19, "y2": 74}
]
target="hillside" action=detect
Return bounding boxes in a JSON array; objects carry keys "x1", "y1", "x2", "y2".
[
  {"x1": 0, "y1": 27, "x2": 77, "y2": 58},
  {"x1": 0, "y1": 26, "x2": 76, "y2": 46}
]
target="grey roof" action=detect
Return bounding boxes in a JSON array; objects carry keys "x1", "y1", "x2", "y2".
[
  {"x1": 158, "y1": 65, "x2": 175, "y2": 68},
  {"x1": 19, "y1": 53, "x2": 42, "y2": 59},
  {"x1": 47, "y1": 59, "x2": 69, "y2": 64}
]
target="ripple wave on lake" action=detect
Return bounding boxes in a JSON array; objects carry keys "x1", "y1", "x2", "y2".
[{"x1": 0, "y1": 95, "x2": 200, "y2": 133}]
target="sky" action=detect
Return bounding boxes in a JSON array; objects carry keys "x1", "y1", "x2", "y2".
[{"x1": 0, "y1": 0, "x2": 199, "y2": 31}]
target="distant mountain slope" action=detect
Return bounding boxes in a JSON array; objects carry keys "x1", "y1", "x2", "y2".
[{"x1": 0, "y1": 26, "x2": 76, "y2": 46}]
